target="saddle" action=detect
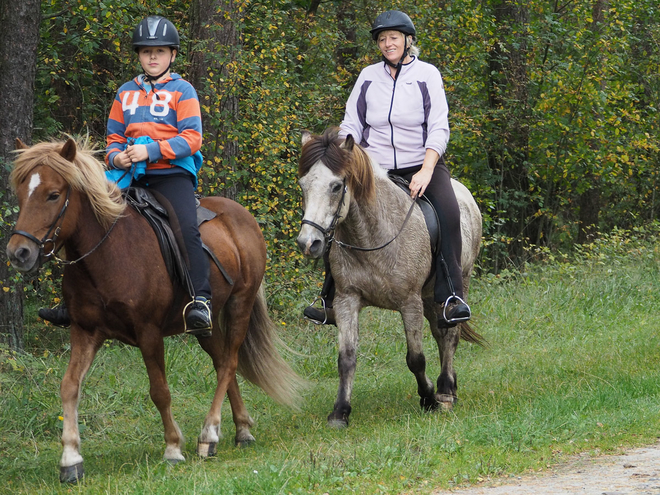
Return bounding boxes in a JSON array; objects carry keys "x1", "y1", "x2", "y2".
[
  {"x1": 124, "y1": 188, "x2": 233, "y2": 298},
  {"x1": 388, "y1": 175, "x2": 441, "y2": 256}
]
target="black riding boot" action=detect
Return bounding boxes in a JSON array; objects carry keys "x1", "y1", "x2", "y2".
[
  {"x1": 304, "y1": 269, "x2": 336, "y2": 326},
  {"x1": 185, "y1": 296, "x2": 213, "y2": 337},
  {"x1": 39, "y1": 304, "x2": 71, "y2": 328}
]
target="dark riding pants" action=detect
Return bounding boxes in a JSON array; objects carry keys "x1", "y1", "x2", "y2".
[
  {"x1": 388, "y1": 157, "x2": 465, "y2": 302},
  {"x1": 137, "y1": 173, "x2": 212, "y2": 300}
]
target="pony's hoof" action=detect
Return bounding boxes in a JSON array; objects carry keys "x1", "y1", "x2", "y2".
[
  {"x1": 435, "y1": 393, "x2": 457, "y2": 411},
  {"x1": 197, "y1": 440, "x2": 217, "y2": 457},
  {"x1": 420, "y1": 396, "x2": 439, "y2": 411},
  {"x1": 165, "y1": 457, "x2": 185, "y2": 466},
  {"x1": 327, "y1": 418, "x2": 348, "y2": 429},
  {"x1": 235, "y1": 434, "x2": 256, "y2": 448},
  {"x1": 60, "y1": 462, "x2": 84, "y2": 484}
]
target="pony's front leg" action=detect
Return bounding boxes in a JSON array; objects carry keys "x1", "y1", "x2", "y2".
[
  {"x1": 400, "y1": 300, "x2": 436, "y2": 411},
  {"x1": 328, "y1": 298, "x2": 360, "y2": 428},
  {"x1": 59, "y1": 327, "x2": 104, "y2": 483},
  {"x1": 139, "y1": 335, "x2": 185, "y2": 464}
]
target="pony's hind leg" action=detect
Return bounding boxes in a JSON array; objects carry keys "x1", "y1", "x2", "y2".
[
  {"x1": 195, "y1": 301, "x2": 254, "y2": 456},
  {"x1": 427, "y1": 302, "x2": 460, "y2": 410},
  {"x1": 139, "y1": 333, "x2": 185, "y2": 464},
  {"x1": 59, "y1": 328, "x2": 104, "y2": 483},
  {"x1": 400, "y1": 300, "x2": 437, "y2": 411},
  {"x1": 228, "y1": 375, "x2": 256, "y2": 446}
]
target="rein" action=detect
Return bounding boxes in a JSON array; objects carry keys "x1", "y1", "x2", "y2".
[
  {"x1": 301, "y1": 177, "x2": 419, "y2": 253},
  {"x1": 334, "y1": 196, "x2": 417, "y2": 252}
]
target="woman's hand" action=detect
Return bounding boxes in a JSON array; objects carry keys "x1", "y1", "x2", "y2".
[
  {"x1": 409, "y1": 148, "x2": 441, "y2": 198},
  {"x1": 409, "y1": 168, "x2": 433, "y2": 198}
]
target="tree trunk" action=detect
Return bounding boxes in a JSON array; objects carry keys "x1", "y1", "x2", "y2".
[
  {"x1": 189, "y1": 0, "x2": 240, "y2": 201},
  {"x1": 0, "y1": 0, "x2": 40, "y2": 351}
]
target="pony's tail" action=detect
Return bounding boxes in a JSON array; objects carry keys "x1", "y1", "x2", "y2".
[
  {"x1": 459, "y1": 321, "x2": 488, "y2": 347},
  {"x1": 226, "y1": 284, "x2": 308, "y2": 409}
]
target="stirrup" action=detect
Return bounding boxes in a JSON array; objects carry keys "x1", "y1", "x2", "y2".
[
  {"x1": 441, "y1": 295, "x2": 471, "y2": 325},
  {"x1": 303, "y1": 296, "x2": 332, "y2": 325},
  {"x1": 183, "y1": 297, "x2": 212, "y2": 336}
]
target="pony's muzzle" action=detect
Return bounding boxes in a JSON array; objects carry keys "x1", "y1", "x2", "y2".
[
  {"x1": 296, "y1": 234, "x2": 325, "y2": 259},
  {"x1": 6, "y1": 238, "x2": 41, "y2": 274}
]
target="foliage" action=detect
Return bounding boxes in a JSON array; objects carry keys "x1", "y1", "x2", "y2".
[{"x1": 17, "y1": 0, "x2": 660, "y2": 311}]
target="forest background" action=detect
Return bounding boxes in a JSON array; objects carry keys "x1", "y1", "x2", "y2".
[{"x1": 0, "y1": 0, "x2": 659, "y2": 350}]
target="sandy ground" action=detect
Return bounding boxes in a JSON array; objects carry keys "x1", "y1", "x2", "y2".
[{"x1": 432, "y1": 442, "x2": 660, "y2": 495}]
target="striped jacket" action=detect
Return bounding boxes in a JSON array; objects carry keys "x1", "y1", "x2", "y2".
[
  {"x1": 339, "y1": 57, "x2": 450, "y2": 170},
  {"x1": 106, "y1": 73, "x2": 203, "y2": 174}
]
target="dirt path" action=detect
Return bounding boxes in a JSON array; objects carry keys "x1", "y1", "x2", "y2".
[{"x1": 432, "y1": 441, "x2": 660, "y2": 495}]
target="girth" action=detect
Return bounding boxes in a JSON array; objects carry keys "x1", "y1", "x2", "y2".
[
  {"x1": 388, "y1": 175, "x2": 441, "y2": 256},
  {"x1": 124, "y1": 188, "x2": 233, "y2": 297}
]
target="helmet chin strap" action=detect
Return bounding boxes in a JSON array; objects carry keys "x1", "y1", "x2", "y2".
[
  {"x1": 382, "y1": 37, "x2": 411, "y2": 75},
  {"x1": 143, "y1": 50, "x2": 175, "y2": 98}
]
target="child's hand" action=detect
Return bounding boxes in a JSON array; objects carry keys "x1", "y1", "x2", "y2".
[
  {"x1": 125, "y1": 144, "x2": 149, "y2": 164},
  {"x1": 113, "y1": 151, "x2": 132, "y2": 169}
]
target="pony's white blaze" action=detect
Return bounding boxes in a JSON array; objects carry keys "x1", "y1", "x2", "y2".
[{"x1": 27, "y1": 172, "x2": 41, "y2": 198}]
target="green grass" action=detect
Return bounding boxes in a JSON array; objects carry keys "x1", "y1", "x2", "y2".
[{"x1": 3, "y1": 232, "x2": 660, "y2": 494}]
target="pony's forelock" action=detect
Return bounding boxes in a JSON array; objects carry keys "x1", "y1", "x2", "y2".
[
  {"x1": 11, "y1": 137, "x2": 125, "y2": 228},
  {"x1": 298, "y1": 128, "x2": 376, "y2": 204}
]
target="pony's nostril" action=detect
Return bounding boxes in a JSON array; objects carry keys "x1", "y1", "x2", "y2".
[
  {"x1": 15, "y1": 246, "x2": 32, "y2": 264},
  {"x1": 310, "y1": 239, "x2": 324, "y2": 257}
]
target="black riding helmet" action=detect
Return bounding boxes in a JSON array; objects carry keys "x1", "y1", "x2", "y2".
[
  {"x1": 370, "y1": 10, "x2": 416, "y2": 41},
  {"x1": 370, "y1": 10, "x2": 416, "y2": 72},
  {"x1": 132, "y1": 16, "x2": 179, "y2": 87},
  {"x1": 132, "y1": 16, "x2": 180, "y2": 52}
]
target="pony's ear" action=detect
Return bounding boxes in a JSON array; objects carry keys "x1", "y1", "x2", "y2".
[
  {"x1": 342, "y1": 134, "x2": 355, "y2": 151},
  {"x1": 15, "y1": 138, "x2": 28, "y2": 150},
  {"x1": 301, "y1": 130, "x2": 312, "y2": 146},
  {"x1": 60, "y1": 138, "x2": 77, "y2": 162}
]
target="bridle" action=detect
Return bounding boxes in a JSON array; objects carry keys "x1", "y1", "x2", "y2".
[
  {"x1": 11, "y1": 186, "x2": 71, "y2": 261},
  {"x1": 11, "y1": 184, "x2": 121, "y2": 266},
  {"x1": 300, "y1": 179, "x2": 348, "y2": 244},
  {"x1": 300, "y1": 177, "x2": 418, "y2": 253}
]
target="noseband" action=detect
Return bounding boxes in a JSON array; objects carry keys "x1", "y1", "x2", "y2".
[{"x1": 11, "y1": 186, "x2": 71, "y2": 260}]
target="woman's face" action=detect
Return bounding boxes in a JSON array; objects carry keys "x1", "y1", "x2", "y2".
[
  {"x1": 377, "y1": 30, "x2": 409, "y2": 65},
  {"x1": 138, "y1": 46, "x2": 176, "y2": 80}
]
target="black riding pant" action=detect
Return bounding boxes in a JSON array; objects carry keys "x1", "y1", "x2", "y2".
[
  {"x1": 388, "y1": 158, "x2": 465, "y2": 302},
  {"x1": 137, "y1": 173, "x2": 212, "y2": 300}
]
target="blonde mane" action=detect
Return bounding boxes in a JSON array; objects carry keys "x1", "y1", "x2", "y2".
[{"x1": 11, "y1": 137, "x2": 126, "y2": 228}]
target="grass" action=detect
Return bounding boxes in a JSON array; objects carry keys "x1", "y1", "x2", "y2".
[{"x1": 2, "y1": 230, "x2": 660, "y2": 494}]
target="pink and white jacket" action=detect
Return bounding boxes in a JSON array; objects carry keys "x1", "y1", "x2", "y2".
[{"x1": 339, "y1": 57, "x2": 450, "y2": 170}]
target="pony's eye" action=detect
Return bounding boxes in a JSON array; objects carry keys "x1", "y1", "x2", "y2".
[
  {"x1": 331, "y1": 183, "x2": 343, "y2": 194},
  {"x1": 47, "y1": 192, "x2": 61, "y2": 201}
]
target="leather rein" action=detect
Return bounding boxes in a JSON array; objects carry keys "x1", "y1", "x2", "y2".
[{"x1": 301, "y1": 178, "x2": 418, "y2": 253}]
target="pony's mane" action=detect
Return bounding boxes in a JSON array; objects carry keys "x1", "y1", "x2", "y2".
[
  {"x1": 298, "y1": 127, "x2": 376, "y2": 203},
  {"x1": 11, "y1": 137, "x2": 126, "y2": 228}
]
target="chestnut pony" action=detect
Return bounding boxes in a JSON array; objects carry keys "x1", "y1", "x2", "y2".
[{"x1": 6, "y1": 137, "x2": 303, "y2": 483}]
